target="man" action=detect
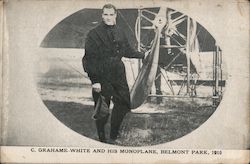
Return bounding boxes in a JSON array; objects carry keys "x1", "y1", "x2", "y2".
[{"x1": 82, "y1": 4, "x2": 146, "y2": 143}]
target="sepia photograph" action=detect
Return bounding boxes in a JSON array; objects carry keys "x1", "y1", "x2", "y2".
[
  {"x1": 1, "y1": 0, "x2": 249, "y2": 163},
  {"x1": 37, "y1": 4, "x2": 227, "y2": 146}
]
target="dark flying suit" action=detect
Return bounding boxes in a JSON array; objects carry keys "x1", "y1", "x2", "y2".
[{"x1": 82, "y1": 22, "x2": 144, "y2": 141}]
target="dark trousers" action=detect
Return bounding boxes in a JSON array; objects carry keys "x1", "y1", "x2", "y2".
[{"x1": 92, "y1": 64, "x2": 130, "y2": 141}]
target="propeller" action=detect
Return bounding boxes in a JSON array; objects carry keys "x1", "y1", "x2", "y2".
[{"x1": 130, "y1": 8, "x2": 167, "y2": 109}]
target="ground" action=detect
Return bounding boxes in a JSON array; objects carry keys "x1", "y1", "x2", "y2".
[
  {"x1": 35, "y1": 52, "x2": 220, "y2": 146},
  {"x1": 37, "y1": 81, "x2": 216, "y2": 146}
]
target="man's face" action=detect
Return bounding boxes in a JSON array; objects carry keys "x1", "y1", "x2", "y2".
[{"x1": 102, "y1": 8, "x2": 117, "y2": 26}]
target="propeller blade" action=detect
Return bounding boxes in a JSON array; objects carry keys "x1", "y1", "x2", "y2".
[
  {"x1": 130, "y1": 28, "x2": 161, "y2": 109},
  {"x1": 130, "y1": 7, "x2": 167, "y2": 109}
]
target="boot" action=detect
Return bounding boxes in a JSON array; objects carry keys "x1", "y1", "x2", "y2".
[{"x1": 95, "y1": 114, "x2": 109, "y2": 142}]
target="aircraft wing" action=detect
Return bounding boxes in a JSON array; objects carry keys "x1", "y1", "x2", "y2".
[{"x1": 40, "y1": 8, "x2": 159, "y2": 49}]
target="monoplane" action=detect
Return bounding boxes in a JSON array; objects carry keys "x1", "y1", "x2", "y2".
[{"x1": 41, "y1": 7, "x2": 225, "y2": 109}]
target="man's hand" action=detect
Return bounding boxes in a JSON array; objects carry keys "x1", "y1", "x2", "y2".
[
  {"x1": 92, "y1": 83, "x2": 101, "y2": 92},
  {"x1": 142, "y1": 49, "x2": 151, "y2": 64},
  {"x1": 144, "y1": 49, "x2": 151, "y2": 59}
]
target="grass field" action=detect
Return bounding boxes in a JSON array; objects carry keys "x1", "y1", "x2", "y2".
[
  {"x1": 38, "y1": 81, "x2": 217, "y2": 146},
  {"x1": 35, "y1": 50, "x2": 222, "y2": 146}
]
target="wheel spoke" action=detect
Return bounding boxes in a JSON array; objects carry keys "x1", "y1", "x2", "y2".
[
  {"x1": 169, "y1": 34, "x2": 185, "y2": 47},
  {"x1": 173, "y1": 28, "x2": 186, "y2": 41},
  {"x1": 142, "y1": 9, "x2": 158, "y2": 16},
  {"x1": 169, "y1": 10, "x2": 179, "y2": 15},
  {"x1": 141, "y1": 26, "x2": 155, "y2": 29},
  {"x1": 172, "y1": 14, "x2": 186, "y2": 25},
  {"x1": 172, "y1": 17, "x2": 186, "y2": 26},
  {"x1": 141, "y1": 14, "x2": 154, "y2": 24}
]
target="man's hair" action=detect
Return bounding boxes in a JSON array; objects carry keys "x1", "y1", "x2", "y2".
[{"x1": 102, "y1": 3, "x2": 117, "y2": 13}]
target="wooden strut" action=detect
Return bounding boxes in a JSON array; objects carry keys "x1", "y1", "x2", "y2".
[
  {"x1": 137, "y1": 8, "x2": 142, "y2": 72},
  {"x1": 148, "y1": 94, "x2": 217, "y2": 99},
  {"x1": 212, "y1": 45, "x2": 223, "y2": 106},
  {"x1": 134, "y1": 8, "x2": 223, "y2": 102},
  {"x1": 219, "y1": 49, "x2": 223, "y2": 95},
  {"x1": 186, "y1": 16, "x2": 191, "y2": 96}
]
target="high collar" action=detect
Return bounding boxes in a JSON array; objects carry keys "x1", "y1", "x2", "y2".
[{"x1": 101, "y1": 21, "x2": 116, "y2": 29}]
